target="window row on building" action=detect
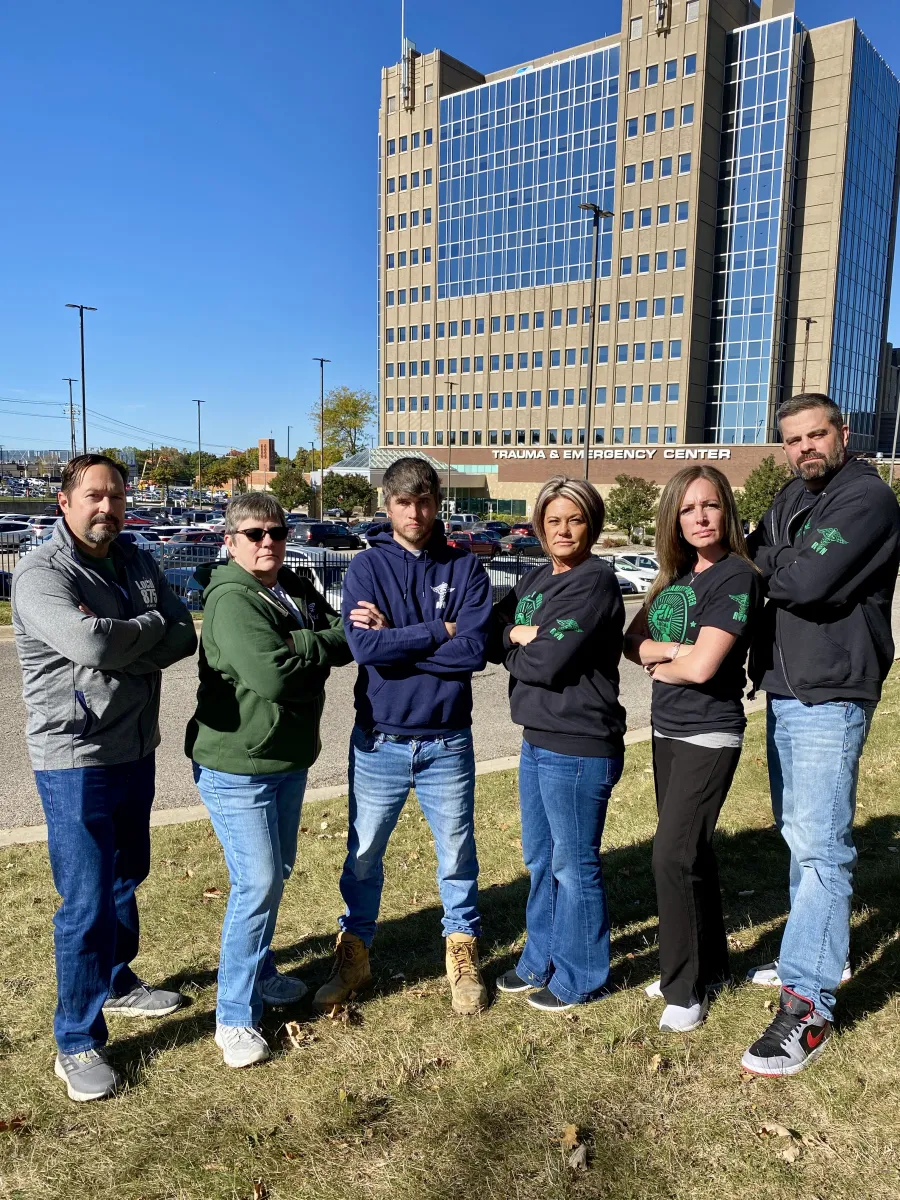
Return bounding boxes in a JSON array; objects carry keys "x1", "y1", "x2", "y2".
[
  {"x1": 384, "y1": 382, "x2": 681, "y2": 410},
  {"x1": 386, "y1": 248, "x2": 433, "y2": 268},
  {"x1": 384, "y1": 425, "x2": 681, "y2": 446},
  {"x1": 386, "y1": 169, "x2": 433, "y2": 193},
  {"x1": 386, "y1": 130, "x2": 434, "y2": 155},
  {"x1": 386, "y1": 209, "x2": 432, "y2": 231},
  {"x1": 621, "y1": 249, "x2": 687, "y2": 273},
  {"x1": 629, "y1": 1, "x2": 698, "y2": 38},
  {"x1": 384, "y1": 339, "x2": 683, "y2": 375},
  {"x1": 623, "y1": 153, "x2": 692, "y2": 184},
  {"x1": 623, "y1": 202, "x2": 689, "y2": 228},
  {"x1": 627, "y1": 56, "x2": 698, "y2": 90},
  {"x1": 626, "y1": 105, "x2": 694, "y2": 137}
]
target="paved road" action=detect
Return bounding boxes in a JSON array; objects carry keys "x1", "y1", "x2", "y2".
[{"x1": 0, "y1": 602, "x2": 651, "y2": 830}]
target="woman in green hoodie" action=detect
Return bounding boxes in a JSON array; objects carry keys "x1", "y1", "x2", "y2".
[{"x1": 186, "y1": 493, "x2": 351, "y2": 1068}]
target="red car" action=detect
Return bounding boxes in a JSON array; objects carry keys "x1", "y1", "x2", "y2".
[
  {"x1": 509, "y1": 521, "x2": 535, "y2": 536},
  {"x1": 445, "y1": 532, "x2": 498, "y2": 559}
]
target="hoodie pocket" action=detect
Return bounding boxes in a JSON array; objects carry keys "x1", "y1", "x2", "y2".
[
  {"x1": 74, "y1": 691, "x2": 94, "y2": 739},
  {"x1": 247, "y1": 706, "x2": 282, "y2": 760},
  {"x1": 790, "y1": 629, "x2": 853, "y2": 690}
]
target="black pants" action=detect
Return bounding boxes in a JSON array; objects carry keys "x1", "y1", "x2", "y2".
[{"x1": 651, "y1": 736, "x2": 742, "y2": 1008}]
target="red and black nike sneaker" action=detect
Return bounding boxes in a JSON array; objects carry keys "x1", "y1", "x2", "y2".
[{"x1": 741, "y1": 987, "x2": 832, "y2": 1077}]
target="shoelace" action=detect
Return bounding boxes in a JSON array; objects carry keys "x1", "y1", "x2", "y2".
[
  {"x1": 763, "y1": 1008, "x2": 808, "y2": 1049},
  {"x1": 335, "y1": 941, "x2": 360, "y2": 980},
  {"x1": 72, "y1": 1049, "x2": 105, "y2": 1064},
  {"x1": 448, "y1": 942, "x2": 478, "y2": 984}
]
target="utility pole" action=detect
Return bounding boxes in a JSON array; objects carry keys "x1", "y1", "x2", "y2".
[
  {"x1": 447, "y1": 381, "x2": 455, "y2": 518},
  {"x1": 313, "y1": 357, "x2": 330, "y2": 520},
  {"x1": 310, "y1": 441, "x2": 317, "y2": 518},
  {"x1": 65, "y1": 304, "x2": 96, "y2": 453},
  {"x1": 800, "y1": 316, "x2": 818, "y2": 393},
  {"x1": 578, "y1": 204, "x2": 613, "y2": 480},
  {"x1": 63, "y1": 378, "x2": 78, "y2": 459},
  {"x1": 287, "y1": 425, "x2": 292, "y2": 464},
  {"x1": 193, "y1": 400, "x2": 205, "y2": 510}
]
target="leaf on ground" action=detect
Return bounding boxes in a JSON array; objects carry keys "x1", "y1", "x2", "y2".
[
  {"x1": 507, "y1": 838, "x2": 522, "y2": 848},
  {"x1": 0, "y1": 1115, "x2": 28, "y2": 1133},
  {"x1": 758, "y1": 1121, "x2": 793, "y2": 1139},
  {"x1": 560, "y1": 1123, "x2": 580, "y2": 1150},
  {"x1": 801, "y1": 1133, "x2": 837, "y2": 1158},
  {"x1": 299, "y1": 827, "x2": 309, "y2": 834},
  {"x1": 319, "y1": 819, "x2": 329, "y2": 830},
  {"x1": 739, "y1": 1071, "x2": 757, "y2": 1083},
  {"x1": 283, "y1": 1021, "x2": 317, "y2": 1050},
  {"x1": 764, "y1": 1000, "x2": 776, "y2": 1012},
  {"x1": 253, "y1": 1180, "x2": 269, "y2": 1200},
  {"x1": 568, "y1": 1144, "x2": 589, "y2": 1172},
  {"x1": 649, "y1": 1053, "x2": 669, "y2": 1073},
  {"x1": 779, "y1": 1143, "x2": 801, "y2": 1164},
  {"x1": 202, "y1": 887, "x2": 223, "y2": 900},
  {"x1": 203, "y1": 1162, "x2": 225, "y2": 1171},
  {"x1": 179, "y1": 868, "x2": 194, "y2": 880}
]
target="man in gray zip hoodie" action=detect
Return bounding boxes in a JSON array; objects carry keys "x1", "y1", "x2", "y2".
[{"x1": 12, "y1": 454, "x2": 197, "y2": 1102}]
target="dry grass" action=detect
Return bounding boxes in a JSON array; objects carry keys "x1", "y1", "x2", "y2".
[
  {"x1": 0, "y1": 602, "x2": 11, "y2": 626},
  {"x1": 1, "y1": 673, "x2": 900, "y2": 1199}
]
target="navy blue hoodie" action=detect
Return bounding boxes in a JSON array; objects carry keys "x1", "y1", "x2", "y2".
[{"x1": 342, "y1": 524, "x2": 492, "y2": 735}]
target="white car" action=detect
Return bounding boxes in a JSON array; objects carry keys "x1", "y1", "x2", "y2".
[
  {"x1": 27, "y1": 515, "x2": 61, "y2": 537},
  {"x1": 1, "y1": 521, "x2": 35, "y2": 548},
  {"x1": 613, "y1": 556, "x2": 657, "y2": 591},
  {"x1": 149, "y1": 525, "x2": 191, "y2": 543},
  {"x1": 616, "y1": 552, "x2": 659, "y2": 574}
]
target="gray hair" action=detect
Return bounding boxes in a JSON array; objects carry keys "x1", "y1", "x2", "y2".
[
  {"x1": 777, "y1": 392, "x2": 844, "y2": 434},
  {"x1": 224, "y1": 491, "x2": 286, "y2": 534},
  {"x1": 532, "y1": 476, "x2": 605, "y2": 552},
  {"x1": 382, "y1": 456, "x2": 442, "y2": 503}
]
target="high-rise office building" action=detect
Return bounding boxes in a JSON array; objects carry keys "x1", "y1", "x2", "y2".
[{"x1": 377, "y1": 0, "x2": 900, "y2": 509}]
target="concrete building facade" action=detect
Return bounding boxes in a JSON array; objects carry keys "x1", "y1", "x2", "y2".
[{"x1": 377, "y1": 0, "x2": 900, "y2": 509}]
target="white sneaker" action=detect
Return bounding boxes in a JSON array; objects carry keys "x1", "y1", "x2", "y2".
[
  {"x1": 659, "y1": 994, "x2": 709, "y2": 1033},
  {"x1": 214, "y1": 1025, "x2": 270, "y2": 1069},
  {"x1": 746, "y1": 959, "x2": 852, "y2": 987},
  {"x1": 258, "y1": 971, "x2": 308, "y2": 1006},
  {"x1": 645, "y1": 977, "x2": 729, "y2": 1001}
]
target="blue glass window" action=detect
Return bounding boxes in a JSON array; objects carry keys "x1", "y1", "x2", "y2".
[
  {"x1": 630, "y1": 427, "x2": 642, "y2": 443},
  {"x1": 642, "y1": 160, "x2": 654, "y2": 181},
  {"x1": 664, "y1": 59, "x2": 677, "y2": 81},
  {"x1": 520, "y1": 312, "x2": 529, "y2": 330},
  {"x1": 635, "y1": 299, "x2": 648, "y2": 318},
  {"x1": 653, "y1": 297, "x2": 665, "y2": 317},
  {"x1": 646, "y1": 65, "x2": 659, "y2": 87},
  {"x1": 491, "y1": 316, "x2": 501, "y2": 333},
  {"x1": 655, "y1": 251, "x2": 668, "y2": 271},
  {"x1": 595, "y1": 387, "x2": 607, "y2": 405},
  {"x1": 564, "y1": 388, "x2": 575, "y2": 406},
  {"x1": 504, "y1": 353, "x2": 514, "y2": 370},
  {"x1": 684, "y1": 54, "x2": 696, "y2": 76},
  {"x1": 649, "y1": 384, "x2": 661, "y2": 403},
  {"x1": 621, "y1": 256, "x2": 633, "y2": 275},
  {"x1": 534, "y1": 311, "x2": 545, "y2": 328},
  {"x1": 614, "y1": 387, "x2": 626, "y2": 404},
  {"x1": 597, "y1": 345, "x2": 609, "y2": 363},
  {"x1": 634, "y1": 343, "x2": 646, "y2": 362},
  {"x1": 613, "y1": 426, "x2": 625, "y2": 443},
  {"x1": 552, "y1": 309, "x2": 562, "y2": 327},
  {"x1": 681, "y1": 104, "x2": 694, "y2": 125},
  {"x1": 490, "y1": 354, "x2": 499, "y2": 370},
  {"x1": 622, "y1": 209, "x2": 634, "y2": 230},
  {"x1": 549, "y1": 389, "x2": 559, "y2": 406},
  {"x1": 667, "y1": 382, "x2": 680, "y2": 402},
  {"x1": 640, "y1": 207, "x2": 652, "y2": 227},
  {"x1": 387, "y1": 139, "x2": 396, "y2": 155},
  {"x1": 624, "y1": 164, "x2": 637, "y2": 185},
  {"x1": 647, "y1": 426, "x2": 659, "y2": 443},
  {"x1": 678, "y1": 153, "x2": 691, "y2": 174},
  {"x1": 674, "y1": 248, "x2": 687, "y2": 269},
  {"x1": 616, "y1": 344, "x2": 628, "y2": 362},
  {"x1": 519, "y1": 352, "x2": 528, "y2": 369},
  {"x1": 676, "y1": 201, "x2": 689, "y2": 222},
  {"x1": 660, "y1": 157, "x2": 672, "y2": 177},
  {"x1": 475, "y1": 317, "x2": 484, "y2": 333},
  {"x1": 627, "y1": 117, "x2": 639, "y2": 138},
  {"x1": 644, "y1": 113, "x2": 657, "y2": 134},
  {"x1": 532, "y1": 390, "x2": 541, "y2": 406},
  {"x1": 628, "y1": 69, "x2": 640, "y2": 91},
  {"x1": 565, "y1": 348, "x2": 577, "y2": 366},
  {"x1": 665, "y1": 425, "x2": 677, "y2": 443},
  {"x1": 651, "y1": 340, "x2": 663, "y2": 360},
  {"x1": 619, "y1": 301, "x2": 631, "y2": 319},
  {"x1": 662, "y1": 108, "x2": 675, "y2": 129},
  {"x1": 550, "y1": 349, "x2": 561, "y2": 367},
  {"x1": 638, "y1": 254, "x2": 650, "y2": 273},
  {"x1": 533, "y1": 350, "x2": 543, "y2": 368},
  {"x1": 671, "y1": 294, "x2": 684, "y2": 315},
  {"x1": 669, "y1": 340, "x2": 682, "y2": 359},
  {"x1": 658, "y1": 203, "x2": 670, "y2": 224}
]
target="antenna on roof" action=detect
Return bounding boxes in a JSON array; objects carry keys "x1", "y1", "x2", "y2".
[{"x1": 401, "y1": 0, "x2": 416, "y2": 110}]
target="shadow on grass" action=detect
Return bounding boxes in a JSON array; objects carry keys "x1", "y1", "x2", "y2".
[{"x1": 111, "y1": 811, "x2": 900, "y2": 1084}]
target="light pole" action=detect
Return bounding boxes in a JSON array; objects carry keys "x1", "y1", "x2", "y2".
[
  {"x1": 287, "y1": 425, "x2": 292, "y2": 464},
  {"x1": 310, "y1": 441, "x2": 317, "y2": 518},
  {"x1": 313, "y1": 357, "x2": 331, "y2": 520},
  {"x1": 65, "y1": 304, "x2": 96, "y2": 454},
  {"x1": 800, "y1": 316, "x2": 818, "y2": 393},
  {"x1": 192, "y1": 400, "x2": 205, "y2": 509},
  {"x1": 63, "y1": 378, "x2": 78, "y2": 459},
  {"x1": 578, "y1": 204, "x2": 614, "y2": 481},
  {"x1": 447, "y1": 381, "x2": 455, "y2": 518}
]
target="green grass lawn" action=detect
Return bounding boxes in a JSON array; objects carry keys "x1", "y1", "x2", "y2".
[
  {"x1": 0, "y1": 601, "x2": 11, "y2": 626},
  {"x1": 1, "y1": 675, "x2": 900, "y2": 1199}
]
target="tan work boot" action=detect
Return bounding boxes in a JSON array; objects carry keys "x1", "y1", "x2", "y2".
[
  {"x1": 445, "y1": 932, "x2": 488, "y2": 1016},
  {"x1": 313, "y1": 931, "x2": 373, "y2": 1013}
]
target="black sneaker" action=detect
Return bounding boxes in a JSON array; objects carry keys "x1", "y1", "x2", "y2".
[
  {"x1": 496, "y1": 969, "x2": 534, "y2": 994},
  {"x1": 526, "y1": 986, "x2": 577, "y2": 1013},
  {"x1": 741, "y1": 987, "x2": 832, "y2": 1077}
]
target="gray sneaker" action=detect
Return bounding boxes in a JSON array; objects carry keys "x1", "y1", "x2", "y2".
[
  {"x1": 54, "y1": 1049, "x2": 121, "y2": 1102},
  {"x1": 259, "y1": 971, "x2": 308, "y2": 1007},
  {"x1": 215, "y1": 1025, "x2": 270, "y2": 1069},
  {"x1": 103, "y1": 981, "x2": 184, "y2": 1018}
]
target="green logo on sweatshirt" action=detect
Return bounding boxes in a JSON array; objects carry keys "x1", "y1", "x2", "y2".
[
  {"x1": 515, "y1": 592, "x2": 543, "y2": 624},
  {"x1": 548, "y1": 617, "x2": 584, "y2": 641},
  {"x1": 811, "y1": 527, "x2": 848, "y2": 555},
  {"x1": 730, "y1": 593, "x2": 750, "y2": 623},
  {"x1": 648, "y1": 585, "x2": 696, "y2": 644}
]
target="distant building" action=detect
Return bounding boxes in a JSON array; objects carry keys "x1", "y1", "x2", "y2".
[{"x1": 876, "y1": 343, "x2": 900, "y2": 455}]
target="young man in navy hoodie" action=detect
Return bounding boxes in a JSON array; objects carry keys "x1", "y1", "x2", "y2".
[
  {"x1": 742, "y1": 393, "x2": 900, "y2": 1077},
  {"x1": 314, "y1": 458, "x2": 493, "y2": 1016}
]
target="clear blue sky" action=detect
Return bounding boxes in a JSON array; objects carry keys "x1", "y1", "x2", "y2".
[{"x1": 1, "y1": 0, "x2": 898, "y2": 459}]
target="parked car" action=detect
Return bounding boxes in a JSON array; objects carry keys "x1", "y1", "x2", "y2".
[
  {"x1": 612, "y1": 556, "x2": 657, "y2": 591},
  {"x1": 283, "y1": 547, "x2": 352, "y2": 609},
  {"x1": 162, "y1": 531, "x2": 224, "y2": 568},
  {"x1": 0, "y1": 522, "x2": 34, "y2": 548},
  {"x1": 509, "y1": 521, "x2": 535, "y2": 536},
  {"x1": 149, "y1": 524, "x2": 191, "y2": 542},
  {"x1": 115, "y1": 530, "x2": 158, "y2": 550},
  {"x1": 616, "y1": 552, "x2": 660, "y2": 574},
  {"x1": 292, "y1": 522, "x2": 362, "y2": 550},
  {"x1": 472, "y1": 520, "x2": 511, "y2": 535},
  {"x1": 27, "y1": 515, "x2": 60, "y2": 536},
  {"x1": 0, "y1": 569, "x2": 11, "y2": 599},
  {"x1": 163, "y1": 567, "x2": 204, "y2": 603},
  {"x1": 445, "y1": 531, "x2": 498, "y2": 559},
  {"x1": 354, "y1": 520, "x2": 387, "y2": 540},
  {"x1": 497, "y1": 534, "x2": 544, "y2": 554}
]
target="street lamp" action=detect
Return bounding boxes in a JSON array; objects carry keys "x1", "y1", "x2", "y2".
[
  {"x1": 65, "y1": 304, "x2": 97, "y2": 454},
  {"x1": 63, "y1": 378, "x2": 78, "y2": 459},
  {"x1": 313, "y1": 357, "x2": 331, "y2": 520},
  {"x1": 447, "y1": 381, "x2": 456, "y2": 518},
  {"x1": 578, "y1": 204, "x2": 613, "y2": 481},
  {"x1": 800, "y1": 316, "x2": 818, "y2": 393},
  {"x1": 192, "y1": 400, "x2": 205, "y2": 509}
]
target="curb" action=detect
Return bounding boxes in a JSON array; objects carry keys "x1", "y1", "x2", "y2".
[{"x1": 0, "y1": 709, "x2": 769, "y2": 849}]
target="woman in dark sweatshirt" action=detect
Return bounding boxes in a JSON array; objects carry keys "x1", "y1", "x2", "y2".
[{"x1": 489, "y1": 476, "x2": 626, "y2": 1012}]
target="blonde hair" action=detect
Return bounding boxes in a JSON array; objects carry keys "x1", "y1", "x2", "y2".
[
  {"x1": 532, "y1": 476, "x2": 605, "y2": 553},
  {"x1": 646, "y1": 465, "x2": 755, "y2": 606}
]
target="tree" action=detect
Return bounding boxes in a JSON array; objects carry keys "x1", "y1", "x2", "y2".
[
  {"x1": 322, "y1": 472, "x2": 376, "y2": 517},
  {"x1": 876, "y1": 462, "x2": 900, "y2": 503},
  {"x1": 226, "y1": 452, "x2": 256, "y2": 495},
  {"x1": 605, "y1": 474, "x2": 660, "y2": 541},
  {"x1": 270, "y1": 464, "x2": 312, "y2": 511},
  {"x1": 203, "y1": 457, "x2": 238, "y2": 491},
  {"x1": 308, "y1": 386, "x2": 377, "y2": 459},
  {"x1": 737, "y1": 455, "x2": 791, "y2": 525}
]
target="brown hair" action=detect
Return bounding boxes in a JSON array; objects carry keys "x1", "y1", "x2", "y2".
[
  {"x1": 60, "y1": 453, "x2": 128, "y2": 498},
  {"x1": 646, "y1": 465, "x2": 755, "y2": 605},
  {"x1": 532, "y1": 476, "x2": 605, "y2": 553},
  {"x1": 776, "y1": 392, "x2": 844, "y2": 434},
  {"x1": 382, "y1": 456, "x2": 441, "y2": 503}
]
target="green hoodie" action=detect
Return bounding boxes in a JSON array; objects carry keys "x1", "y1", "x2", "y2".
[{"x1": 185, "y1": 558, "x2": 351, "y2": 775}]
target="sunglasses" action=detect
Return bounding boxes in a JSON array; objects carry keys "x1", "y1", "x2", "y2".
[{"x1": 233, "y1": 526, "x2": 290, "y2": 543}]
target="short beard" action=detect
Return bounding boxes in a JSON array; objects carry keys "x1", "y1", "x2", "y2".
[
  {"x1": 794, "y1": 443, "x2": 845, "y2": 482},
  {"x1": 83, "y1": 519, "x2": 119, "y2": 546}
]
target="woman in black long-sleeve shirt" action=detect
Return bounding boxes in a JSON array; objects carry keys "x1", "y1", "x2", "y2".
[{"x1": 488, "y1": 476, "x2": 626, "y2": 1013}]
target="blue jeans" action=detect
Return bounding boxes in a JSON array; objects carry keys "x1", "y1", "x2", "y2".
[
  {"x1": 339, "y1": 725, "x2": 479, "y2": 945},
  {"x1": 767, "y1": 697, "x2": 875, "y2": 1021},
  {"x1": 193, "y1": 764, "x2": 307, "y2": 1027},
  {"x1": 517, "y1": 741, "x2": 624, "y2": 1005},
  {"x1": 34, "y1": 754, "x2": 156, "y2": 1054}
]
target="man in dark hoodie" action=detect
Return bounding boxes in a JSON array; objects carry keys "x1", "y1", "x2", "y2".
[
  {"x1": 741, "y1": 393, "x2": 900, "y2": 1077},
  {"x1": 313, "y1": 458, "x2": 492, "y2": 1017}
]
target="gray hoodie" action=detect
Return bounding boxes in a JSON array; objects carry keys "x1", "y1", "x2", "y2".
[{"x1": 12, "y1": 520, "x2": 198, "y2": 770}]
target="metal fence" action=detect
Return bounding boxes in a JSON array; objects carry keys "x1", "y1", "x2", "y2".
[{"x1": 0, "y1": 536, "x2": 632, "y2": 613}]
